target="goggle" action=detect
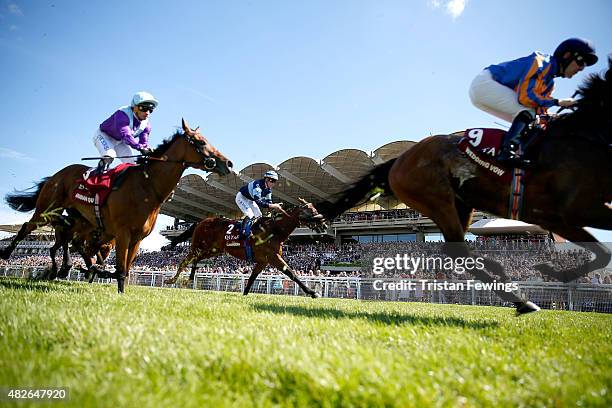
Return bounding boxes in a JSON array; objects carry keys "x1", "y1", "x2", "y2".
[
  {"x1": 138, "y1": 104, "x2": 155, "y2": 113},
  {"x1": 573, "y1": 54, "x2": 586, "y2": 67}
]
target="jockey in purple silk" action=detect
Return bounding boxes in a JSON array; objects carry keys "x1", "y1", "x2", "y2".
[{"x1": 92, "y1": 91, "x2": 159, "y2": 173}]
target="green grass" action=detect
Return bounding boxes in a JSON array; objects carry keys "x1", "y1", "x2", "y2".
[{"x1": 0, "y1": 277, "x2": 610, "y2": 408}]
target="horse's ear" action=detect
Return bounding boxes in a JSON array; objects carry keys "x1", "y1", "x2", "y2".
[
  {"x1": 298, "y1": 197, "x2": 308, "y2": 205},
  {"x1": 182, "y1": 118, "x2": 191, "y2": 133}
]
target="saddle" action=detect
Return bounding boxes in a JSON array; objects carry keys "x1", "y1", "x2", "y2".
[
  {"x1": 457, "y1": 128, "x2": 542, "y2": 181},
  {"x1": 457, "y1": 128, "x2": 539, "y2": 220},
  {"x1": 72, "y1": 163, "x2": 135, "y2": 228},
  {"x1": 225, "y1": 219, "x2": 258, "y2": 263},
  {"x1": 72, "y1": 163, "x2": 135, "y2": 206}
]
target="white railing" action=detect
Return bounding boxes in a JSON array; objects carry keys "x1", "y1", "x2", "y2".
[{"x1": 1, "y1": 266, "x2": 611, "y2": 313}]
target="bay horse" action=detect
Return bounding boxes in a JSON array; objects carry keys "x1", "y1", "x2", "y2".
[
  {"x1": 321, "y1": 60, "x2": 612, "y2": 315},
  {"x1": 164, "y1": 199, "x2": 328, "y2": 297},
  {"x1": 1, "y1": 119, "x2": 233, "y2": 293}
]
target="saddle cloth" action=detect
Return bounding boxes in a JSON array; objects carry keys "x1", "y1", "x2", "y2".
[
  {"x1": 457, "y1": 128, "x2": 512, "y2": 182},
  {"x1": 72, "y1": 163, "x2": 135, "y2": 206}
]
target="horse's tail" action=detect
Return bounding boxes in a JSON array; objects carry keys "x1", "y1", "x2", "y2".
[
  {"x1": 318, "y1": 158, "x2": 396, "y2": 220},
  {"x1": 168, "y1": 223, "x2": 197, "y2": 248},
  {"x1": 5, "y1": 178, "x2": 50, "y2": 213}
]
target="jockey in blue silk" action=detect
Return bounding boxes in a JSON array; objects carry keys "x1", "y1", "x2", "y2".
[
  {"x1": 92, "y1": 91, "x2": 159, "y2": 173},
  {"x1": 235, "y1": 170, "x2": 283, "y2": 234},
  {"x1": 469, "y1": 38, "x2": 598, "y2": 168}
]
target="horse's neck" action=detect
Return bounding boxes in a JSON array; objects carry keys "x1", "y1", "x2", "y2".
[
  {"x1": 271, "y1": 211, "x2": 300, "y2": 240},
  {"x1": 145, "y1": 144, "x2": 187, "y2": 203}
]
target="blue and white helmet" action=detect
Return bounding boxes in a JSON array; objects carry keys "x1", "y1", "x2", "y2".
[
  {"x1": 264, "y1": 170, "x2": 279, "y2": 181},
  {"x1": 131, "y1": 91, "x2": 159, "y2": 108}
]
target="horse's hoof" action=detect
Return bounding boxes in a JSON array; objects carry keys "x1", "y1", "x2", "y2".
[
  {"x1": 515, "y1": 301, "x2": 541, "y2": 316},
  {"x1": 311, "y1": 292, "x2": 321, "y2": 299}
]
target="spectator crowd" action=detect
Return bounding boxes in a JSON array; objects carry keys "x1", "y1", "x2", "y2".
[{"x1": 1, "y1": 239, "x2": 609, "y2": 284}]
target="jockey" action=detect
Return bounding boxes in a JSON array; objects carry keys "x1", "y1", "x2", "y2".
[
  {"x1": 236, "y1": 170, "x2": 283, "y2": 234},
  {"x1": 469, "y1": 38, "x2": 597, "y2": 168},
  {"x1": 92, "y1": 91, "x2": 158, "y2": 173}
]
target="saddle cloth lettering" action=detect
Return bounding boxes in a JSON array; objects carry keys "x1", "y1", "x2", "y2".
[{"x1": 457, "y1": 128, "x2": 511, "y2": 182}]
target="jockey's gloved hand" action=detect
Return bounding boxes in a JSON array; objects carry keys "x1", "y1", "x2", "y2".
[
  {"x1": 139, "y1": 147, "x2": 153, "y2": 156},
  {"x1": 558, "y1": 98, "x2": 577, "y2": 107}
]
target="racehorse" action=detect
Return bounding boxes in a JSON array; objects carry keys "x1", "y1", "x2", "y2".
[
  {"x1": 1, "y1": 119, "x2": 233, "y2": 293},
  {"x1": 320, "y1": 59, "x2": 612, "y2": 315},
  {"x1": 164, "y1": 199, "x2": 328, "y2": 297}
]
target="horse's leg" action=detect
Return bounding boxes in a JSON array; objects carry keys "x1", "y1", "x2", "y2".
[
  {"x1": 535, "y1": 227, "x2": 611, "y2": 283},
  {"x1": 49, "y1": 239, "x2": 62, "y2": 279},
  {"x1": 113, "y1": 234, "x2": 130, "y2": 293},
  {"x1": 244, "y1": 263, "x2": 266, "y2": 295},
  {"x1": 271, "y1": 255, "x2": 319, "y2": 298},
  {"x1": 165, "y1": 250, "x2": 200, "y2": 285},
  {"x1": 121, "y1": 240, "x2": 142, "y2": 289},
  {"x1": 394, "y1": 181, "x2": 537, "y2": 314},
  {"x1": 57, "y1": 240, "x2": 73, "y2": 279},
  {"x1": 0, "y1": 212, "x2": 48, "y2": 260}
]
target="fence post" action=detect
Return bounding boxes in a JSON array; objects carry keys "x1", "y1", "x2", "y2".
[
  {"x1": 568, "y1": 286, "x2": 574, "y2": 311},
  {"x1": 471, "y1": 285, "x2": 476, "y2": 305}
]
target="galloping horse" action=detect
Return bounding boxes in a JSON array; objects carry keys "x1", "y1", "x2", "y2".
[
  {"x1": 164, "y1": 199, "x2": 328, "y2": 297},
  {"x1": 321, "y1": 60, "x2": 612, "y2": 315},
  {"x1": 2, "y1": 119, "x2": 233, "y2": 293}
]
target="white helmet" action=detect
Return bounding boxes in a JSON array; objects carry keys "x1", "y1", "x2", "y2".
[
  {"x1": 264, "y1": 170, "x2": 279, "y2": 181},
  {"x1": 131, "y1": 91, "x2": 159, "y2": 108}
]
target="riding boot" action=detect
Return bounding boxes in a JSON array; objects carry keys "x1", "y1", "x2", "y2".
[
  {"x1": 497, "y1": 110, "x2": 534, "y2": 168},
  {"x1": 241, "y1": 217, "x2": 253, "y2": 239},
  {"x1": 91, "y1": 159, "x2": 108, "y2": 177}
]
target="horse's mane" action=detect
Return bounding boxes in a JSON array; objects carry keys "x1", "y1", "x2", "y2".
[
  {"x1": 150, "y1": 131, "x2": 182, "y2": 157},
  {"x1": 549, "y1": 69, "x2": 611, "y2": 129},
  {"x1": 544, "y1": 67, "x2": 611, "y2": 145}
]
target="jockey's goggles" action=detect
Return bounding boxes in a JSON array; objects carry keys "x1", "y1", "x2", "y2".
[{"x1": 138, "y1": 104, "x2": 155, "y2": 113}]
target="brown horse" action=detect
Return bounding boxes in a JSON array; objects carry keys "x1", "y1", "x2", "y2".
[
  {"x1": 2, "y1": 119, "x2": 233, "y2": 293},
  {"x1": 321, "y1": 60, "x2": 612, "y2": 315},
  {"x1": 164, "y1": 199, "x2": 327, "y2": 297}
]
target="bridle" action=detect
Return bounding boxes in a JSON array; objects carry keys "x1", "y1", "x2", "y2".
[{"x1": 140, "y1": 132, "x2": 217, "y2": 170}]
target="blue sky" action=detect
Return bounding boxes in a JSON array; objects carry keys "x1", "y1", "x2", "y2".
[{"x1": 0, "y1": 0, "x2": 610, "y2": 250}]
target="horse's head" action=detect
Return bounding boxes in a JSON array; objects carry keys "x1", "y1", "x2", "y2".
[
  {"x1": 292, "y1": 198, "x2": 328, "y2": 233},
  {"x1": 180, "y1": 118, "x2": 233, "y2": 175}
]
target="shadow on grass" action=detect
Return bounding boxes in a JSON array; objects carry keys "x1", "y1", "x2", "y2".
[
  {"x1": 252, "y1": 303, "x2": 499, "y2": 329},
  {"x1": 0, "y1": 277, "x2": 88, "y2": 294}
]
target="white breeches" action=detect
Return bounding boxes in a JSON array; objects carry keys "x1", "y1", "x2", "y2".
[
  {"x1": 235, "y1": 192, "x2": 262, "y2": 218},
  {"x1": 93, "y1": 128, "x2": 137, "y2": 165},
  {"x1": 469, "y1": 69, "x2": 535, "y2": 123}
]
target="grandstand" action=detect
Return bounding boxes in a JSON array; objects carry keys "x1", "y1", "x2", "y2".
[{"x1": 0, "y1": 225, "x2": 55, "y2": 255}]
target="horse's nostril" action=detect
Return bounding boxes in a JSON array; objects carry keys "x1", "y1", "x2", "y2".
[{"x1": 227, "y1": 160, "x2": 233, "y2": 168}]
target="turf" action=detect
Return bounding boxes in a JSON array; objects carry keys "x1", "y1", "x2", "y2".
[{"x1": 0, "y1": 277, "x2": 610, "y2": 407}]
